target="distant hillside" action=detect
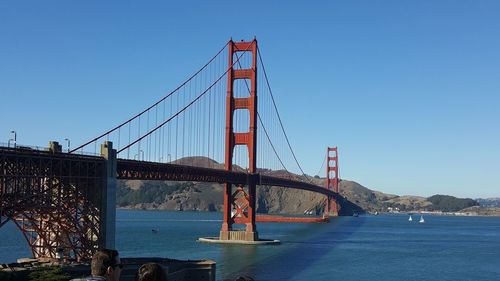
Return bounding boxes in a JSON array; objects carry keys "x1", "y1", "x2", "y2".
[
  {"x1": 115, "y1": 156, "x2": 495, "y2": 215},
  {"x1": 117, "y1": 179, "x2": 364, "y2": 215},
  {"x1": 117, "y1": 180, "x2": 223, "y2": 211},
  {"x1": 337, "y1": 180, "x2": 433, "y2": 213},
  {"x1": 460, "y1": 206, "x2": 500, "y2": 216},
  {"x1": 116, "y1": 177, "x2": 416, "y2": 215},
  {"x1": 116, "y1": 181, "x2": 192, "y2": 207},
  {"x1": 427, "y1": 195, "x2": 479, "y2": 212}
]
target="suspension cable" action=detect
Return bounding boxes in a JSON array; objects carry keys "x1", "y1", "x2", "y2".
[
  {"x1": 117, "y1": 42, "x2": 252, "y2": 154},
  {"x1": 257, "y1": 113, "x2": 289, "y2": 173},
  {"x1": 233, "y1": 57, "x2": 289, "y2": 171},
  {"x1": 316, "y1": 150, "x2": 326, "y2": 178},
  {"x1": 233, "y1": 48, "x2": 309, "y2": 181},
  {"x1": 257, "y1": 47, "x2": 312, "y2": 181},
  {"x1": 70, "y1": 42, "x2": 229, "y2": 153}
]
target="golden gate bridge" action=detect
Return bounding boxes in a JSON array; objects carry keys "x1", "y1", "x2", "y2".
[{"x1": 0, "y1": 39, "x2": 340, "y2": 261}]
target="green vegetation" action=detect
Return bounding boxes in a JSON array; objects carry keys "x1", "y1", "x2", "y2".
[
  {"x1": 116, "y1": 181, "x2": 193, "y2": 207},
  {"x1": 427, "y1": 194, "x2": 479, "y2": 212},
  {"x1": 28, "y1": 266, "x2": 70, "y2": 281}
]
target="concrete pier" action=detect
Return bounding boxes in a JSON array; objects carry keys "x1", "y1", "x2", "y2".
[
  {"x1": 198, "y1": 236, "x2": 280, "y2": 245},
  {"x1": 100, "y1": 141, "x2": 117, "y2": 249}
]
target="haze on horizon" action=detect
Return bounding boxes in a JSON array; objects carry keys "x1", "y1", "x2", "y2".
[{"x1": 0, "y1": 1, "x2": 498, "y2": 199}]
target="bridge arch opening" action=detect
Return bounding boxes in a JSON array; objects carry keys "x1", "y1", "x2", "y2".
[
  {"x1": 0, "y1": 218, "x2": 33, "y2": 262},
  {"x1": 233, "y1": 109, "x2": 250, "y2": 133},
  {"x1": 231, "y1": 144, "x2": 249, "y2": 171},
  {"x1": 233, "y1": 79, "x2": 252, "y2": 98},
  {"x1": 232, "y1": 52, "x2": 253, "y2": 70}
]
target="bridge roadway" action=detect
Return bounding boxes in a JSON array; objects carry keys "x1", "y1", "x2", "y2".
[
  {"x1": 0, "y1": 146, "x2": 339, "y2": 199},
  {"x1": 117, "y1": 159, "x2": 340, "y2": 199}
]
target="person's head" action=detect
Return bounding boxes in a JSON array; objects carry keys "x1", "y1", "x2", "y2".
[
  {"x1": 91, "y1": 248, "x2": 123, "y2": 281},
  {"x1": 136, "y1": 263, "x2": 167, "y2": 281}
]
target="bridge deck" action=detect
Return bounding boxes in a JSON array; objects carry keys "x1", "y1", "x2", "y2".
[{"x1": 116, "y1": 158, "x2": 339, "y2": 198}]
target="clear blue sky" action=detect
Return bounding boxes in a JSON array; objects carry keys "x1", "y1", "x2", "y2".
[{"x1": 1, "y1": 1, "x2": 499, "y2": 198}]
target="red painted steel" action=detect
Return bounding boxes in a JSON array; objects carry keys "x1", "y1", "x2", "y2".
[
  {"x1": 115, "y1": 159, "x2": 340, "y2": 198},
  {"x1": 221, "y1": 39, "x2": 258, "y2": 240},
  {"x1": 0, "y1": 147, "x2": 106, "y2": 261},
  {"x1": 326, "y1": 147, "x2": 340, "y2": 216}
]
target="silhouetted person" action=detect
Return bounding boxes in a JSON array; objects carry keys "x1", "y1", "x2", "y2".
[
  {"x1": 72, "y1": 248, "x2": 123, "y2": 281},
  {"x1": 136, "y1": 263, "x2": 167, "y2": 281}
]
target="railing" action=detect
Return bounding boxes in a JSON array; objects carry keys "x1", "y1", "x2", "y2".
[
  {"x1": 0, "y1": 144, "x2": 102, "y2": 159},
  {"x1": 0, "y1": 142, "x2": 48, "y2": 152}
]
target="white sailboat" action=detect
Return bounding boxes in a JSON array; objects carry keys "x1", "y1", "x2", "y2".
[
  {"x1": 419, "y1": 215, "x2": 425, "y2": 223},
  {"x1": 408, "y1": 215, "x2": 413, "y2": 222}
]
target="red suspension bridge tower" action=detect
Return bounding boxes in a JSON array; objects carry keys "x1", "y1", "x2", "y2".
[
  {"x1": 326, "y1": 147, "x2": 340, "y2": 216},
  {"x1": 220, "y1": 39, "x2": 259, "y2": 241}
]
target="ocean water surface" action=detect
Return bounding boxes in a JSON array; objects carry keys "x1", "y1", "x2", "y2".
[{"x1": 1, "y1": 210, "x2": 499, "y2": 280}]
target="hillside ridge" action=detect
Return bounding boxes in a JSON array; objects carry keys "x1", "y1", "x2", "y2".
[{"x1": 116, "y1": 157, "x2": 494, "y2": 215}]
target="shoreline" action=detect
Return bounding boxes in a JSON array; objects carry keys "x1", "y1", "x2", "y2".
[
  {"x1": 115, "y1": 207, "x2": 500, "y2": 217},
  {"x1": 373, "y1": 210, "x2": 500, "y2": 217}
]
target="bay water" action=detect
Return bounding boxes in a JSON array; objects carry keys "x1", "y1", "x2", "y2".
[{"x1": 1, "y1": 210, "x2": 499, "y2": 280}]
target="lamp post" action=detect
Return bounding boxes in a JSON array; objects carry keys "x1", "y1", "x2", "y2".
[
  {"x1": 64, "y1": 138, "x2": 70, "y2": 152},
  {"x1": 10, "y1": 131, "x2": 16, "y2": 148},
  {"x1": 167, "y1": 153, "x2": 171, "y2": 163}
]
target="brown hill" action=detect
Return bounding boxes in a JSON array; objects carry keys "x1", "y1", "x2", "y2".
[{"x1": 116, "y1": 157, "x2": 465, "y2": 215}]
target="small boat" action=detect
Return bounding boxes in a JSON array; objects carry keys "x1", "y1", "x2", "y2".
[
  {"x1": 151, "y1": 228, "x2": 159, "y2": 233},
  {"x1": 409, "y1": 215, "x2": 413, "y2": 222},
  {"x1": 419, "y1": 215, "x2": 425, "y2": 223},
  {"x1": 352, "y1": 212, "x2": 359, "y2": 217}
]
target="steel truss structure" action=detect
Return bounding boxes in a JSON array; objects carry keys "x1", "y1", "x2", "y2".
[{"x1": 0, "y1": 147, "x2": 106, "y2": 261}]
